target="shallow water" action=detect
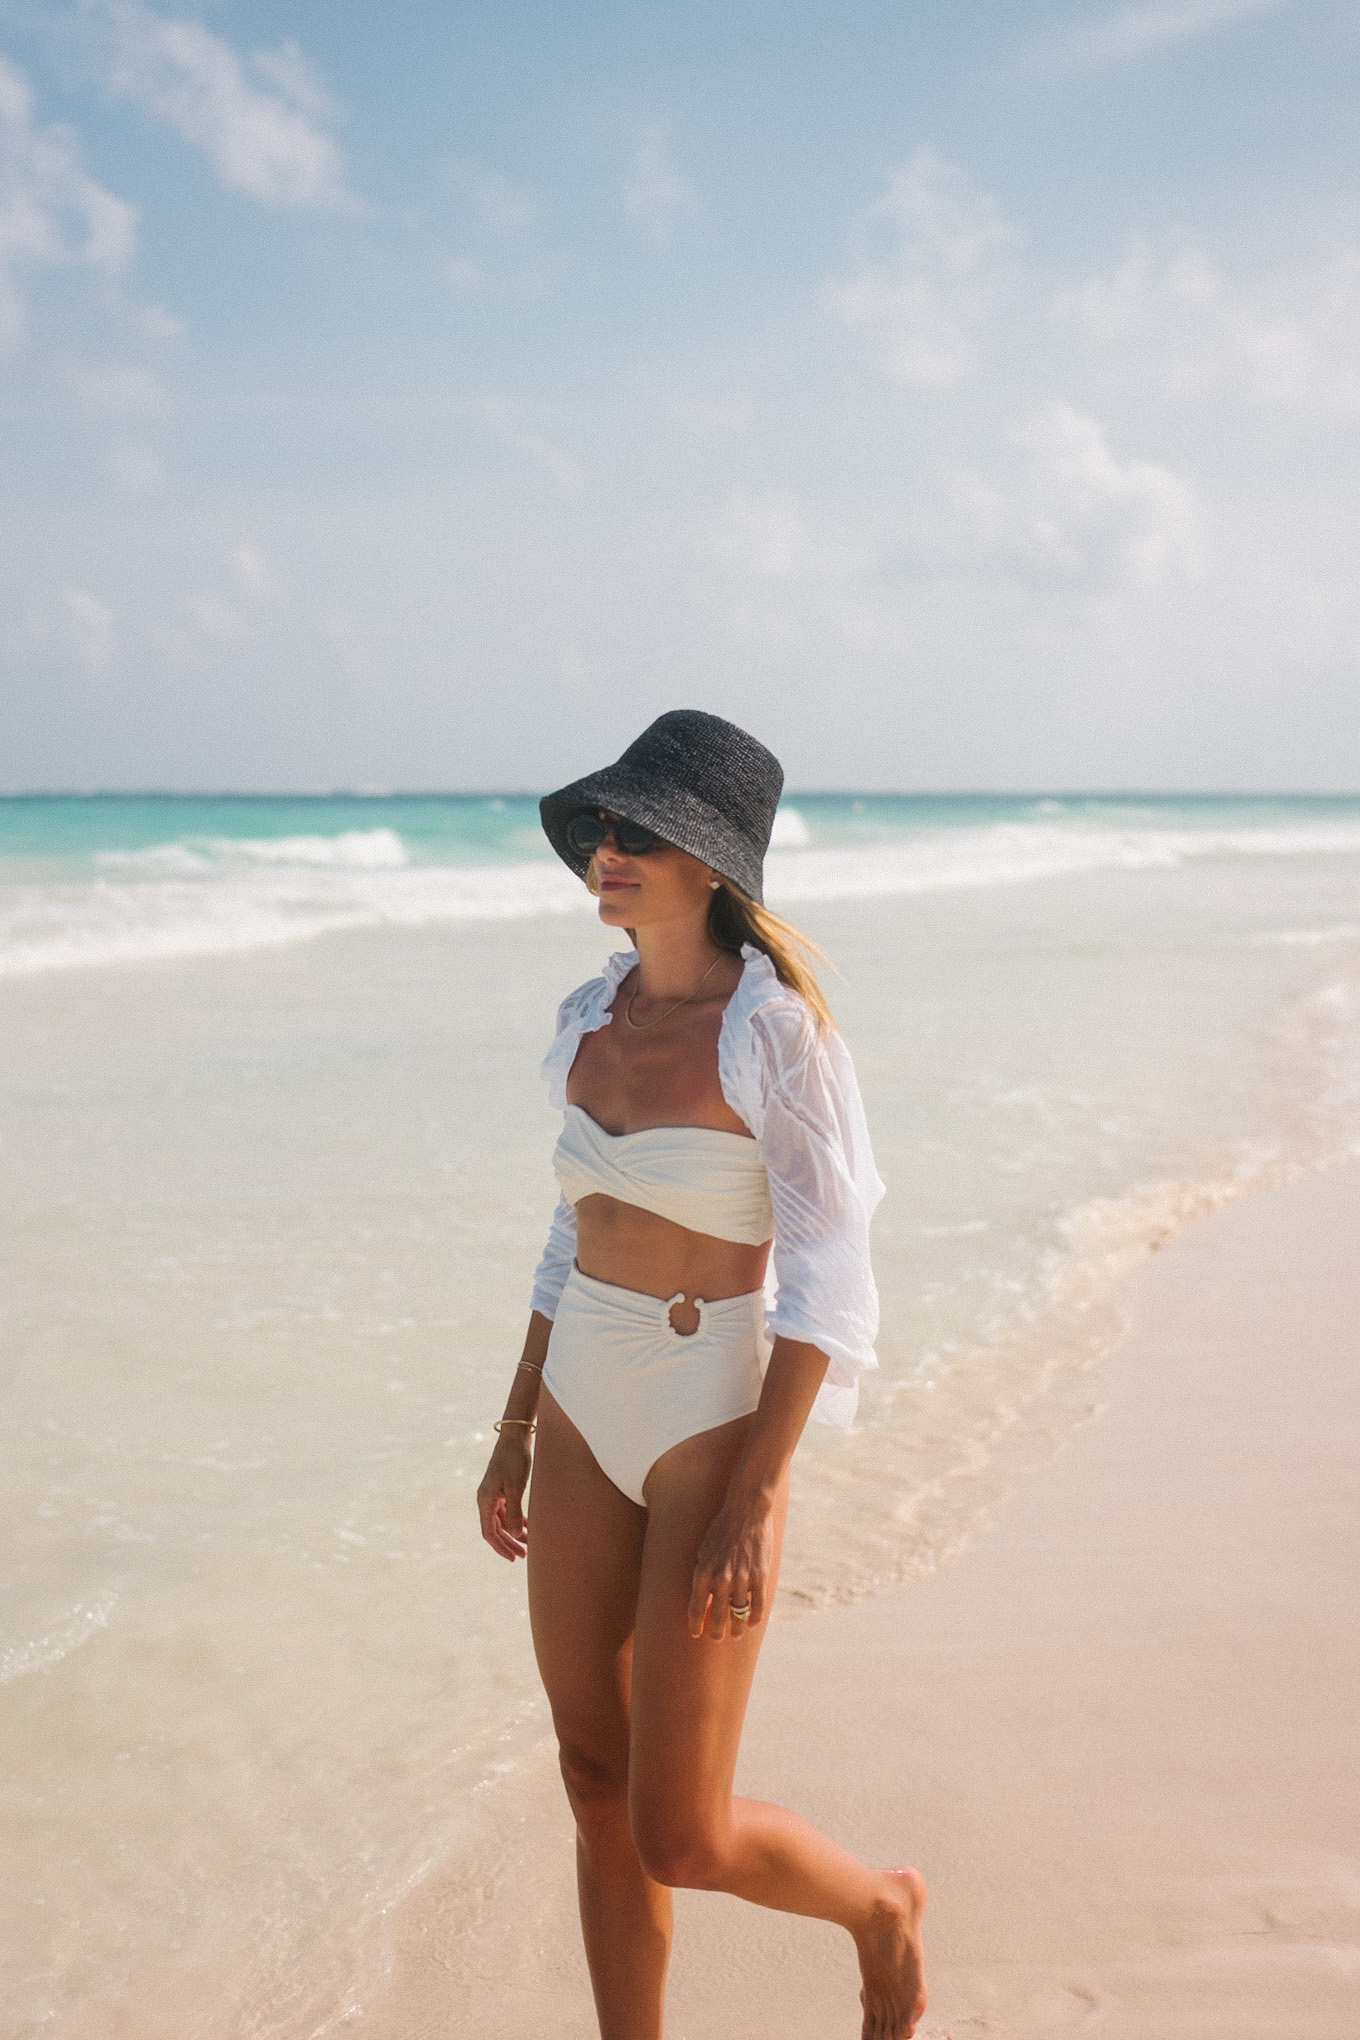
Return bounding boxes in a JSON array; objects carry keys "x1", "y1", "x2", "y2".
[{"x1": 3, "y1": 794, "x2": 1359, "y2": 2034}]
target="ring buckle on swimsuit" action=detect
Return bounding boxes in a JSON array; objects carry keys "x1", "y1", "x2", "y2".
[{"x1": 665, "y1": 1292, "x2": 705, "y2": 1337}]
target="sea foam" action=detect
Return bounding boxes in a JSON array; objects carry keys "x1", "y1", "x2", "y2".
[
  {"x1": 97, "y1": 828, "x2": 410, "y2": 871},
  {"x1": 5, "y1": 814, "x2": 1360, "y2": 978},
  {"x1": 0, "y1": 1590, "x2": 118, "y2": 1684}
]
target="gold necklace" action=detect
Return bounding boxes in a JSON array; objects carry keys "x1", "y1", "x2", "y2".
[{"x1": 624, "y1": 953, "x2": 722, "y2": 1031}]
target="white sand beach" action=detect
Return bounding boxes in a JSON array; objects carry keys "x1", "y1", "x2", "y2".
[
  {"x1": 5, "y1": 805, "x2": 1359, "y2": 2038},
  {"x1": 367, "y1": 1160, "x2": 1360, "y2": 2037}
]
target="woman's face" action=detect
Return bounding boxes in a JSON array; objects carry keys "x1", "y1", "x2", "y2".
[{"x1": 590, "y1": 819, "x2": 714, "y2": 933}]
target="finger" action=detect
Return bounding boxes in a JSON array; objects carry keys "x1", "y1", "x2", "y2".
[
  {"x1": 687, "y1": 1571, "x2": 712, "y2": 1639},
  {"x1": 729, "y1": 1575, "x2": 756, "y2": 1636},
  {"x1": 706, "y1": 1577, "x2": 732, "y2": 1641},
  {"x1": 490, "y1": 1522, "x2": 526, "y2": 1560},
  {"x1": 745, "y1": 1572, "x2": 765, "y2": 1629},
  {"x1": 493, "y1": 1500, "x2": 528, "y2": 1560},
  {"x1": 482, "y1": 1494, "x2": 526, "y2": 1562}
]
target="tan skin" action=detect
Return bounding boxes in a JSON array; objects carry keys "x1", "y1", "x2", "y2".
[{"x1": 477, "y1": 821, "x2": 927, "y2": 2040}]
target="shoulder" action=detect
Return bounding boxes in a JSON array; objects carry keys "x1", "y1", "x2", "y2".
[
  {"x1": 728, "y1": 951, "x2": 883, "y2": 1207},
  {"x1": 542, "y1": 949, "x2": 636, "y2": 1110},
  {"x1": 552, "y1": 948, "x2": 637, "y2": 1035},
  {"x1": 718, "y1": 947, "x2": 822, "y2": 1130},
  {"x1": 729, "y1": 947, "x2": 824, "y2": 1075}
]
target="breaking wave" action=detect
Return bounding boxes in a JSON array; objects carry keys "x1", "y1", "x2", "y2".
[{"x1": 5, "y1": 813, "x2": 1360, "y2": 978}]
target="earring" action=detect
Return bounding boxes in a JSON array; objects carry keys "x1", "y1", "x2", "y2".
[{"x1": 708, "y1": 878, "x2": 721, "y2": 890}]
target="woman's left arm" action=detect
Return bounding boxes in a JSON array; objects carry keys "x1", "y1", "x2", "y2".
[
  {"x1": 687, "y1": 994, "x2": 886, "y2": 1641},
  {"x1": 686, "y1": 1334, "x2": 828, "y2": 1642}
]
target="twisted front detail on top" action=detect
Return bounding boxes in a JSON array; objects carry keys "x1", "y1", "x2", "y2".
[{"x1": 554, "y1": 1105, "x2": 775, "y2": 1245}]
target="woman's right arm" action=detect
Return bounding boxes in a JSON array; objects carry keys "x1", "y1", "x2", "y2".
[
  {"x1": 480, "y1": 972, "x2": 591, "y2": 1562},
  {"x1": 476, "y1": 1310, "x2": 551, "y2": 1562}
]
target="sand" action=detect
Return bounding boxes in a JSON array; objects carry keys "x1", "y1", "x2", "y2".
[{"x1": 365, "y1": 1160, "x2": 1360, "y2": 2038}]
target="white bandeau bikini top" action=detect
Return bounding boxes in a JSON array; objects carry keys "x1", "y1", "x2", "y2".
[{"x1": 553, "y1": 1103, "x2": 774, "y2": 1246}]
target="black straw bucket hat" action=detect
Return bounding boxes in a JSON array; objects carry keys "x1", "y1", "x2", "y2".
[{"x1": 540, "y1": 710, "x2": 784, "y2": 905}]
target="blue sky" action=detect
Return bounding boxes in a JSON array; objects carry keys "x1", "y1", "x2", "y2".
[{"x1": 1, "y1": 0, "x2": 1358, "y2": 789}]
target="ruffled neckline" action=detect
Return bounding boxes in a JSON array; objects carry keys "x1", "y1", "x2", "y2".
[{"x1": 592, "y1": 942, "x2": 782, "y2": 1021}]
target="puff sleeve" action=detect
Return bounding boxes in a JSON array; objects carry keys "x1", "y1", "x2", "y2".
[
  {"x1": 719, "y1": 948, "x2": 884, "y2": 1428},
  {"x1": 529, "y1": 1195, "x2": 578, "y2": 1321}
]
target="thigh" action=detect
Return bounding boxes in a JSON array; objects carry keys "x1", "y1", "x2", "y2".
[
  {"x1": 527, "y1": 1385, "x2": 649, "y2": 1758},
  {"x1": 628, "y1": 1419, "x2": 790, "y2": 1826}
]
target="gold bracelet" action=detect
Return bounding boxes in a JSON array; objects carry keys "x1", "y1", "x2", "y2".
[
  {"x1": 494, "y1": 1418, "x2": 536, "y2": 1435},
  {"x1": 516, "y1": 1360, "x2": 544, "y2": 1375}
]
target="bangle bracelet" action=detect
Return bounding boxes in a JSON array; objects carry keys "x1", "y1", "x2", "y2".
[
  {"x1": 516, "y1": 1360, "x2": 544, "y2": 1375},
  {"x1": 494, "y1": 1418, "x2": 536, "y2": 1435}
]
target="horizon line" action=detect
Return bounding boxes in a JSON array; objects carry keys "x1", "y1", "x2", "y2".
[{"x1": 3, "y1": 786, "x2": 1359, "y2": 802}]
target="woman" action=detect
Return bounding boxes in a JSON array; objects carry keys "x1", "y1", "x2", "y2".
[{"x1": 477, "y1": 711, "x2": 927, "y2": 2040}]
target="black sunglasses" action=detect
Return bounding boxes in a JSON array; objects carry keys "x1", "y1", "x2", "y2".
[{"x1": 565, "y1": 810, "x2": 667, "y2": 857}]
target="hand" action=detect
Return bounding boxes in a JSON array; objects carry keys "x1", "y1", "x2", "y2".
[
  {"x1": 687, "y1": 1492, "x2": 776, "y2": 1641},
  {"x1": 477, "y1": 1434, "x2": 532, "y2": 1562}
]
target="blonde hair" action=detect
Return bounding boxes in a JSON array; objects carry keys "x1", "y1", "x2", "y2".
[
  {"x1": 583, "y1": 858, "x2": 837, "y2": 1034},
  {"x1": 708, "y1": 881, "x2": 837, "y2": 1035}
]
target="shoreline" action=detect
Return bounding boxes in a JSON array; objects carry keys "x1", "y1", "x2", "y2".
[
  {"x1": 357, "y1": 1157, "x2": 1360, "y2": 2036},
  {"x1": 4, "y1": 873, "x2": 1358, "y2": 2036}
]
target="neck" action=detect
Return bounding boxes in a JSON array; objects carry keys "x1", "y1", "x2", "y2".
[{"x1": 631, "y1": 915, "x2": 722, "y2": 1000}]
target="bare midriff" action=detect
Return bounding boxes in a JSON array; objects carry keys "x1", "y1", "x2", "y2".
[{"x1": 573, "y1": 1194, "x2": 771, "y2": 1308}]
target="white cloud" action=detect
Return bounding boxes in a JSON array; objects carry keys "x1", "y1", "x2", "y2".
[
  {"x1": 231, "y1": 543, "x2": 272, "y2": 596},
  {"x1": 1057, "y1": 239, "x2": 1360, "y2": 410},
  {"x1": 961, "y1": 402, "x2": 1201, "y2": 587},
  {"x1": 248, "y1": 40, "x2": 339, "y2": 123},
  {"x1": 823, "y1": 148, "x2": 1019, "y2": 386},
  {"x1": 482, "y1": 394, "x2": 581, "y2": 486},
  {"x1": 0, "y1": 53, "x2": 138, "y2": 344},
  {"x1": 79, "y1": 0, "x2": 351, "y2": 208},
  {"x1": 706, "y1": 404, "x2": 1197, "y2": 662},
  {"x1": 625, "y1": 125, "x2": 694, "y2": 245},
  {"x1": 1048, "y1": 0, "x2": 1285, "y2": 69},
  {"x1": 63, "y1": 584, "x2": 114, "y2": 669}
]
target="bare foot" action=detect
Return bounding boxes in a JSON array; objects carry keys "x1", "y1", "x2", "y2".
[{"x1": 856, "y1": 1867, "x2": 927, "y2": 2039}]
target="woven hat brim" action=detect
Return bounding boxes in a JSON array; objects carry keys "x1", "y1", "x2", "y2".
[{"x1": 540, "y1": 770, "x2": 766, "y2": 905}]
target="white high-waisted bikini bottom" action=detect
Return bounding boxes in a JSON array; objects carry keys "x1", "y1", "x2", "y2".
[{"x1": 542, "y1": 1266, "x2": 771, "y2": 1506}]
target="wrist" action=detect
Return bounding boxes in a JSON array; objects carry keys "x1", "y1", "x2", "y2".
[
  {"x1": 725, "y1": 1466, "x2": 781, "y2": 1513},
  {"x1": 493, "y1": 1419, "x2": 535, "y2": 1445}
]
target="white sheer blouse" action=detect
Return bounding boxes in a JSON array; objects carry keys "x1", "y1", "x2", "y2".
[{"x1": 530, "y1": 944, "x2": 885, "y2": 1429}]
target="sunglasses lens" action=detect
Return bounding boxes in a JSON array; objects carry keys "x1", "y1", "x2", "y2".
[
  {"x1": 565, "y1": 813, "x2": 608, "y2": 855},
  {"x1": 565, "y1": 812, "x2": 664, "y2": 857},
  {"x1": 615, "y1": 820, "x2": 662, "y2": 854}
]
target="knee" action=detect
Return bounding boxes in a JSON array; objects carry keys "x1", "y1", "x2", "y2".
[
  {"x1": 557, "y1": 1739, "x2": 629, "y2": 1839},
  {"x1": 629, "y1": 1803, "x2": 729, "y2": 1891}
]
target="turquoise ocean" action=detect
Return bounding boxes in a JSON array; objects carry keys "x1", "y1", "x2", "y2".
[{"x1": 4, "y1": 791, "x2": 1360, "y2": 2035}]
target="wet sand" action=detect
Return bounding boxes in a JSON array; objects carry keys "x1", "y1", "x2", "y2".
[{"x1": 364, "y1": 1160, "x2": 1360, "y2": 2037}]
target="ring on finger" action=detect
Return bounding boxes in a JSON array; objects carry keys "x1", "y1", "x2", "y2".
[{"x1": 729, "y1": 1601, "x2": 752, "y2": 1621}]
